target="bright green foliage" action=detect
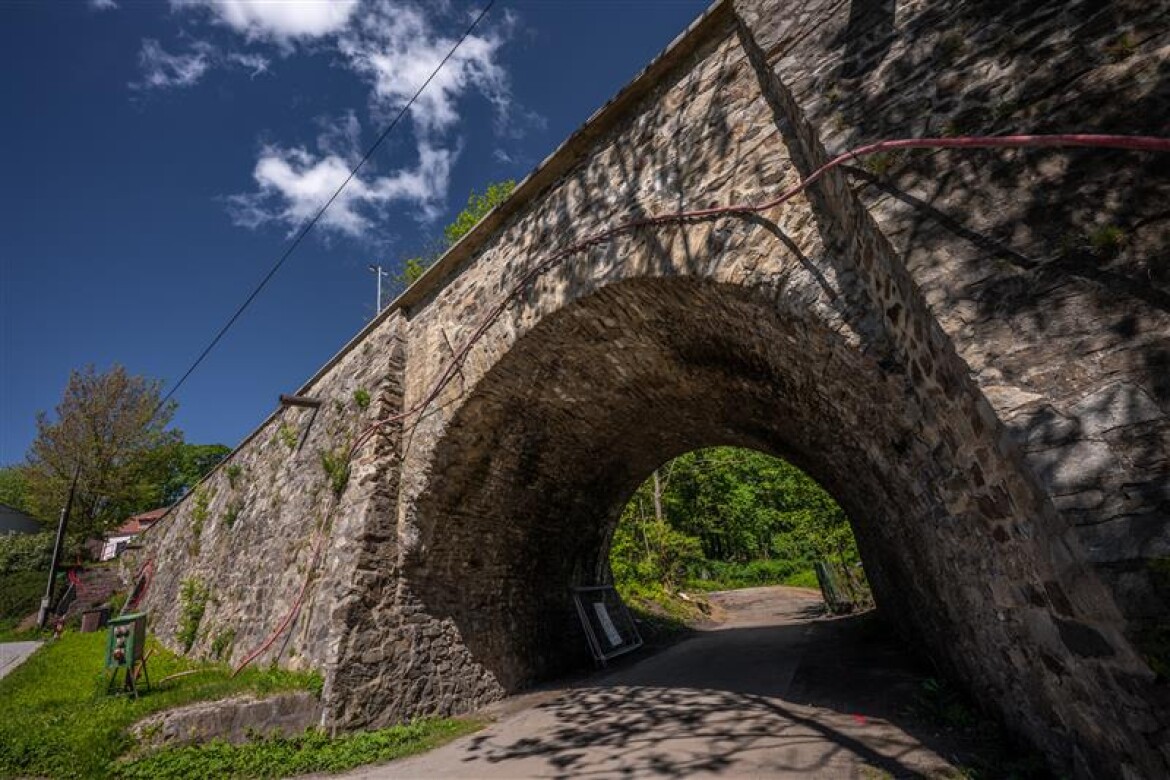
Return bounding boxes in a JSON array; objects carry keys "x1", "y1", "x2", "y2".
[
  {"x1": 352, "y1": 388, "x2": 371, "y2": 410},
  {"x1": 0, "y1": 465, "x2": 32, "y2": 513},
  {"x1": 22, "y1": 365, "x2": 182, "y2": 539},
  {"x1": 393, "y1": 180, "x2": 516, "y2": 290},
  {"x1": 442, "y1": 180, "x2": 516, "y2": 246},
  {"x1": 686, "y1": 559, "x2": 817, "y2": 592},
  {"x1": 611, "y1": 447, "x2": 862, "y2": 595},
  {"x1": 278, "y1": 424, "x2": 299, "y2": 451},
  {"x1": 0, "y1": 630, "x2": 318, "y2": 779},
  {"x1": 161, "y1": 444, "x2": 230, "y2": 504},
  {"x1": 107, "y1": 591, "x2": 127, "y2": 617},
  {"x1": 115, "y1": 719, "x2": 482, "y2": 779},
  {"x1": 395, "y1": 256, "x2": 432, "y2": 288},
  {"x1": 177, "y1": 578, "x2": 209, "y2": 652},
  {"x1": 0, "y1": 530, "x2": 67, "y2": 574},
  {"x1": 12, "y1": 364, "x2": 229, "y2": 537},
  {"x1": 610, "y1": 517, "x2": 704, "y2": 592},
  {"x1": 320, "y1": 448, "x2": 351, "y2": 498}
]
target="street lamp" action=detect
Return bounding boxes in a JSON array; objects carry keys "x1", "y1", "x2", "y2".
[{"x1": 368, "y1": 263, "x2": 390, "y2": 314}]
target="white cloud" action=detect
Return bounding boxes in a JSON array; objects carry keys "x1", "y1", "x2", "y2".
[
  {"x1": 89, "y1": 0, "x2": 119, "y2": 10},
  {"x1": 226, "y1": 51, "x2": 270, "y2": 78},
  {"x1": 133, "y1": 40, "x2": 270, "y2": 90},
  {"x1": 338, "y1": 3, "x2": 510, "y2": 136},
  {"x1": 172, "y1": 0, "x2": 360, "y2": 43},
  {"x1": 226, "y1": 141, "x2": 456, "y2": 237},
  {"x1": 222, "y1": 2, "x2": 515, "y2": 239},
  {"x1": 134, "y1": 40, "x2": 214, "y2": 90},
  {"x1": 150, "y1": 1, "x2": 525, "y2": 240}
]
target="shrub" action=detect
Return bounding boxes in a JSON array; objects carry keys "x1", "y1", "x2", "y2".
[
  {"x1": 0, "y1": 531, "x2": 73, "y2": 574},
  {"x1": 0, "y1": 570, "x2": 44, "y2": 622},
  {"x1": 686, "y1": 558, "x2": 811, "y2": 592}
]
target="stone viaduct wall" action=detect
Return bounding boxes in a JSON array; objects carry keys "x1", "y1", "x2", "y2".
[{"x1": 135, "y1": 1, "x2": 1169, "y2": 776}]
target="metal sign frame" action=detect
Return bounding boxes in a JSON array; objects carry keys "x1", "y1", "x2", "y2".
[{"x1": 572, "y1": 584, "x2": 643, "y2": 665}]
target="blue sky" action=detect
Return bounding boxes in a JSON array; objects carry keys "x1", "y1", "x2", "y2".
[{"x1": 0, "y1": 0, "x2": 710, "y2": 463}]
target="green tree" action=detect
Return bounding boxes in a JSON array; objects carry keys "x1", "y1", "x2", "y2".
[
  {"x1": 393, "y1": 179, "x2": 516, "y2": 289},
  {"x1": 610, "y1": 447, "x2": 861, "y2": 594},
  {"x1": 442, "y1": 180, "x2": 516, "y2": 246},
  {"x1": 0, "y1": 466, "x2": 31, "y2": 514},
  {"x1": 22, "y1": 364, "x2": 181, "y2": 539},
  {"x1": 160, "y1": 443, "x2": 231, "y2": 504}
]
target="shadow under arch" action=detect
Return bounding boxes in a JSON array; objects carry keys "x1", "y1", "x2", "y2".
[{"x1": 404, "y1": 274, "x2": 1033, "y2": 702}]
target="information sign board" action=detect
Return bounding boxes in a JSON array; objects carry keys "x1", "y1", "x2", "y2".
[{"x1": 572, "y1": 585, "x2": 643, "y2": 664}]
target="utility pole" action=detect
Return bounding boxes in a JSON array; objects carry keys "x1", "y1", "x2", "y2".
[
  {"x1": 368, "y1": 264, "x2": 389, "y2": 315},
  {"x1": 38, "y1": 463, "x2": 81, "y2": 629}
]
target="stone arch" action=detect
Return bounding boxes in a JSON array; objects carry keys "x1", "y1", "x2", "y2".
[{"x1": 399, "y1": 273, "x2": 1135, "y2": 769}]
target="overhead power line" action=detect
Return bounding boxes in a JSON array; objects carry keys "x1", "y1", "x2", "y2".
[{"x1": 153, "y1": 0, "x2": 497, "y2": 418}]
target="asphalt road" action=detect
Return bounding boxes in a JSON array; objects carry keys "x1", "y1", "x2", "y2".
[
  {"x1": 329, "y1": 586, "x2": 973, "y2": 779},
  {"x1": 0, "y1": 641, "x2": 42, "y2": 680}
]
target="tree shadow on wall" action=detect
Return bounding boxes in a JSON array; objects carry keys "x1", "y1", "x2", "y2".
[
  {"x1": 749, "y1": 1, "x2": 1170, "y2": 681},
  {"x1": 821, "y1": 0, "x2": 1170, "y2": 329},
  {"x1": 488, "y1": 24, "x2": 763, "y2": 301}
]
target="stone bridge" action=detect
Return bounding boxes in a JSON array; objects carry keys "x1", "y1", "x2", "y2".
[{"x1": 136, "y1": 0, "x2": 1170, "y2": 776}]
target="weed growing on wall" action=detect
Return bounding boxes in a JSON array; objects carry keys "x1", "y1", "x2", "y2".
[
  {"x1": 177, "y1": 578, "x2": 210, "y2": 653},
  {"x1": 320, "y1": 448, "x2": 351, "y2": 499},
  {"x1": 279, "y1": 423, "x2": 299, "y2": 451},
  {"x1": 210, "y1": 628, "x2": 236, "y2": 662},
  {"x1": 222, "y1": 501, "x2": 242, "y2": 530},
  {"x1": 1089, "y1": 224, "x2": 1128, "y2": 258},
  {"x1": 225, "y1": 463, "x2": 243, "y2": 490},
  {"x1": 189, "y1": 488, "x2": 211, "y2": 556},
  {"x1": 353, "y1": 388, "x2": 371, "y2": 410}
]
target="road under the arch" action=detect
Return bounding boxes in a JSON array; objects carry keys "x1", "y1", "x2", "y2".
[{"x1": 329, "y1": 587, "x2": 1003, "y2": 779}]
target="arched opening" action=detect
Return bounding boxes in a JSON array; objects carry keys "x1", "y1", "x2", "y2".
[
  {"x1": 405, "y1": 276, "x2": 915, "y2": 687},
  {"x1": 609, "y1": 446, "x2": 870, "y2": 623},
  {"x1": 398, "y1": 274, "x2": 1116, "y2": 765}
]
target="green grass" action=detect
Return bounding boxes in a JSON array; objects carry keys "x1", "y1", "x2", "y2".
[
  {"x1": 685, "y1": 559, "x2": 818, "y2": 592},
  {"x1": 115, "y1": 719, "x2": 482, "y2": 779},
  {"x1": 0, "y1": 620, "x2": 49, "y2": 643},
  {"x1": 0, "y1": 630, "x2": 320, "y2": 779},
  {"x1": 617, "y1": 581, "x2": 705, "y2": 622}
]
